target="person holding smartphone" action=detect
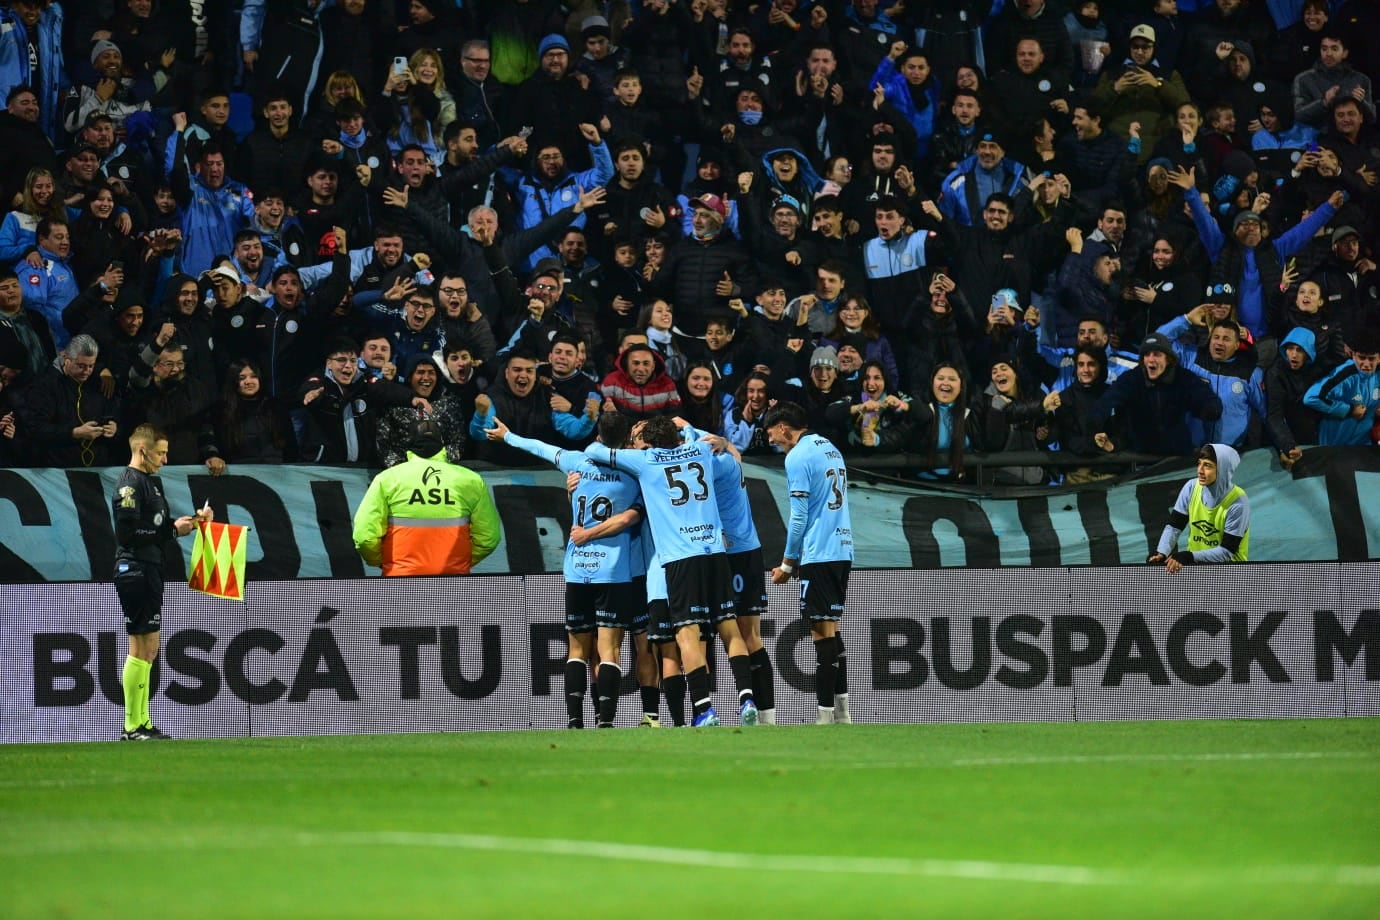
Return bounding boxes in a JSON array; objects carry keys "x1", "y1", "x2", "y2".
[{"x1": 17, "y1": 334, "x2": 121, "y2": 467}]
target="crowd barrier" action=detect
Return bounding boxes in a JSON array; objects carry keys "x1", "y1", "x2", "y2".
[
  {"x1": 3, "y1": 564, "x2": 1375, "y2": 743},
  {"x1": 2, "y1": 447, "x2": 1377, "y2": 583}
]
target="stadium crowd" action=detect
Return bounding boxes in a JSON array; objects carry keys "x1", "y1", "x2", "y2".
[{"x1": 0, "y1": 0, "x2": 1377, "y2": 483}]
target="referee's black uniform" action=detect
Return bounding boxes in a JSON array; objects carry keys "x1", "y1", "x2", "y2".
[{"x1": 112, "y1": 466, "x2": 175, "y2": 634}]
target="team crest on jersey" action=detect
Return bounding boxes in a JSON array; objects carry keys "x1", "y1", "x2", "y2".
[
  {"x1": 1231, "y1": 380, "x2": 1244, "y2": 394},
  {"x1": 118, "y1": 486, "x2": 136, "y2": 508}
]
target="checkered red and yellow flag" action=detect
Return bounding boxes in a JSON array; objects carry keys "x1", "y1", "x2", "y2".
[{"x1": 188, "y1": 521, "x2": 249, "y2": 601}]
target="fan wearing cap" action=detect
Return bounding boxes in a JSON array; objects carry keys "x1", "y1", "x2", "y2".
[
  {"x1": 1303, "y1": 327, "x2": 1380, "y2": 446},
  {"x1": 674, "y1": 151, "x2": 741, "y2": 240},
  {"x1": 744, "y1": 194, "x2": 818, "y2": 295},
  {"x1": 1155, "y1": 286, "x2": 1265, "y2": 450},
  {"x1": 645, "y1": 191, "x2": 756, "y2": 337},
  {"x1": 60, "y1": 144, "x2": 109, "y2": 215},
  {"x1": 1092, "y1": 23, "x2": 1190, "y2": 163},
  {"x1": 981, "y1": 351, "x2": 1052, "y2": 485},
  {"x1": 1148, "y1": 443, "x2": 1251, "y2": 572},
  {"x1": 76, "y1": 112, "x2": 136, "y2": 195},
  {"x1": 1088, "y1": 331, "x2": 1222, "y2": 457},
  {"x1": 1171, "y1": 162, "x2": 1344, "y2": 346},
  {"x1": 353, "y1": 415, "x2": 500, "y2": 576},
  {"x1": 199, "y1": 262, "x2": 265, "y2": 383},
  {"x1": 937, "y1": 129, "x2": 1026, "y2": 228},
  {"x1": 65, "y1": 39, "x2": 154, "y2": 139},
  {"x1": 1310, "y1": 226, "x2": 1378, "y2": 338}
]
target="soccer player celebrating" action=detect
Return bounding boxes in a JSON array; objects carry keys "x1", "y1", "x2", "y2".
[
  {"x1": 112, "y1": 424, "x2": 213, "y2": 740},
  {"x1": 485, "y1": 413, "x2": 645, "y2": 728},
  {"x1": 584, "y1": 416, "x2": 758, "y2": 727},
  {"x1": 674, "y1": 418, "x2": 777, "y2": 724},
  {"x1": 766, "y1": 401, "x2": 855, "y2": 725}
]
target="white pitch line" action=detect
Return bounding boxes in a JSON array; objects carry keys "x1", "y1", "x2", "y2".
[
  {"x1": 296, "y1": 831, "x2": 1125, "y2": 886},
  {"x1": 519, "y1": 750, "x2": 1372, "y2": 779},
  {"x1": 949, "y1": 751, "x2": 1375, "y2": 767},
  {"x1": 4, "y1": 828, "x2": 1378, "y2": 888}
]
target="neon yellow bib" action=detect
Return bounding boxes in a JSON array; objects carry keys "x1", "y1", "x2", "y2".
[{"x1": 1187, "y1": 483, "x2": 1249, "y2": 561}]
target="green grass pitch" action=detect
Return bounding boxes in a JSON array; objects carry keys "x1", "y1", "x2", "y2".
[{"x1": 2, "y1": 719, "x2": 1377, "y2": 918}]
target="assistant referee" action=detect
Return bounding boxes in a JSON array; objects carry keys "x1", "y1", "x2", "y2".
[{"x1": 113, "y1": 423, "x2": 212, "y2": 741}]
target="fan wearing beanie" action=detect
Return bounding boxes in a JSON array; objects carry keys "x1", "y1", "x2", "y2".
[{"x1": 507, "y1": 31, "x2": 603, "y2": 173}]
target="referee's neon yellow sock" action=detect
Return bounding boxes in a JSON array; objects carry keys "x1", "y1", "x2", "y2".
[
  {"x1": 122, "y1": 656, "x2": 149, "y2": 732},
  {"x1": 137, "y1": 657, "x2": 153, "y2": 727}
]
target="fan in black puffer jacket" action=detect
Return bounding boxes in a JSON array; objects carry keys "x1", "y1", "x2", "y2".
[{"x1": 644, "y1": 204, "x2": 757, "y2": 337}]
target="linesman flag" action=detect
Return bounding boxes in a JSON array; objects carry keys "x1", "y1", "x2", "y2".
[{"x1": 188, "y1": 520, "x2": 249, "y2": 601}]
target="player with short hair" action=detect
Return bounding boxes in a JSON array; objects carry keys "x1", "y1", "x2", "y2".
[
  {"x1": 112, "y1": 424, "x2": 213, "y2": 740},
  {"x1": 583, "y1": 416, "x2": 757, "y2": 727},
  {"x1": 675, "y1": 418, "x2": 777, "y2": 724},
  {"x1": 625, "y1": 419, "x2": 686, "y2": 727},
  {"x1": 486, "y1": 412, "x2": 648, "y2": 728},
  {"x1": 766, "y1": 401, "x2": 855, "y2": 724}
]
